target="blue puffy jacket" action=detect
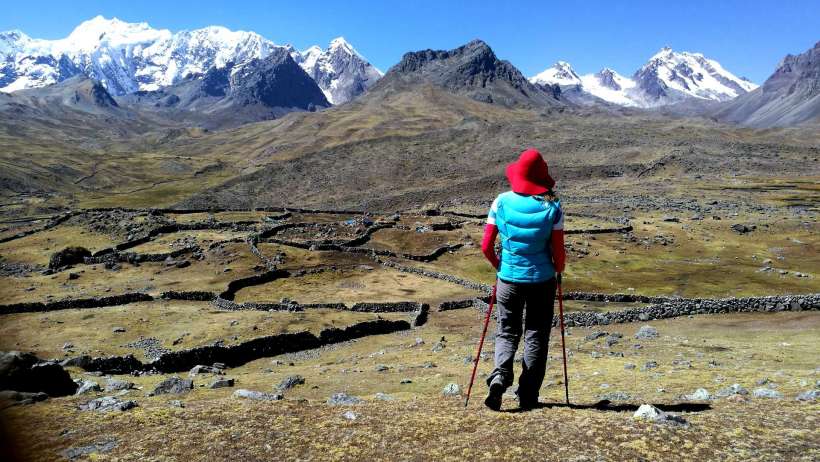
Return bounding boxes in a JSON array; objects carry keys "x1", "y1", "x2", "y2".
[{"x1": 487, "y1": 191, "x2": 563, "y2": 283}]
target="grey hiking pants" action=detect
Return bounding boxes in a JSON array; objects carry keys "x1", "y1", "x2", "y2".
[{"x1": 486, "y1": 277, "x2": 556, "y2": 401}]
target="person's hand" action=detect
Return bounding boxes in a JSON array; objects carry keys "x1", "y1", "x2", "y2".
[{"x1": 556, "y1": 272, "x2": 562, "y2": 285}]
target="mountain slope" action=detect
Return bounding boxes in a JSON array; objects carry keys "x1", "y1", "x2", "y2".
[
  {"x1": 372, "y1": 39, "x2": 563, "y2": 109},
  {"x1": 530, "y1": 49, "x2": 757, "y2": 108},
  {"x1": 714, "y1": 41, "x2": 820, "y2": 128},
  {"x1": 291, "y1": 37, "x2": 382, "y2": 104},
  {"x1": 117, "y1": 48, "x2": 330, "y2": 129}
]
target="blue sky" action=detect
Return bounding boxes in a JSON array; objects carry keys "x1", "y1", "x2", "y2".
[{"x1": 2, "y1": 0, "x2": 818, "y2": 83}]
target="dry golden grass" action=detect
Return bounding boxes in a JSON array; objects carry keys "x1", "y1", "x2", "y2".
[
  {"x1": 234, "y1": 266, "x2": 479, "y2": 305},
  {"x1": 0, "y1": 301, "x2": 410, "y2": 361},
  {"x1": 0, "y1": 225, "x2": 116, "y2": 267},
  {"x1": 2, "y1": 311, "x2": 818, "y2": 461}
]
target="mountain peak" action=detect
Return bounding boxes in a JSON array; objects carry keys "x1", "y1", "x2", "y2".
[
  {"x1": 379, "y1": 39, "x2": 562, "y2": 109},
  {"x1": 329, "y1": 37, "x2": 354, "y2": 53},
  {"x1": 529, "y1": 61, "x2": 581, "y2": 86}
]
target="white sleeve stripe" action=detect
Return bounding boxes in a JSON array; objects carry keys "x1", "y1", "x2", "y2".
[{"x1": 487, "y1": 216, "x2": 496, "y2": 225}]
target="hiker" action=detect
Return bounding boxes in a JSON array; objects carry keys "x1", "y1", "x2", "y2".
[{"x1": 480, "y1": 148, "x2": 566, "y2": 411}]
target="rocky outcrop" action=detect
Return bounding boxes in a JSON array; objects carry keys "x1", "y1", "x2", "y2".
[
  {"x1": 0, "y1": 351, "x2": 77, "y2": 397},
  {"x1": 48, "y1": 246, "x2": 91, "y2": 269}
]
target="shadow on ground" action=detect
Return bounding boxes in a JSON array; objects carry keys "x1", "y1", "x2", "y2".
[{"x1": 501, "y1": 400, "x2": 712, "y2": 414}]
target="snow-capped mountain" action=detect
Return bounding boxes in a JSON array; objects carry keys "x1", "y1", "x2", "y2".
[
  {"x1": 0, "y1": 16, "x2": 380, "y2": 104},
  {"x1": 529, "y1": 48, "x2": 758, "y2": 108},
  {"x1": 530, "y1": 61, "x2": 581, "y2": 87},
  {"x1": 290, "y1": 37, "x2": 383, "y2": 104}
]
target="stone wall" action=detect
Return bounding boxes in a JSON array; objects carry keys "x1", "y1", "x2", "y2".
[{"x1": 0, "y1": 293, "x2": 153, "y2": 315}]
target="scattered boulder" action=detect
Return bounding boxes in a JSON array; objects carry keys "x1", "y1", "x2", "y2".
[
  {"x1": 731, "y1": 224, "x2": 755, "y2": 234},
  {"x1": 277, "y1": 375, "x2": 305, "y2": 391},
  {"x1": 112, "y1": 327, "x2": 126, "y2": 333},
  {"x1": 60, "y1": 439, "x2": 118, "y2": 460},
  {"x1": 0, "y1": 390, "x2": 49, "y2": 407},
  {"x1": 80, "y1": 396, "x2": 138, "y2": 412},
  {"x1": 0, "y1": 351, "x2": 78, "y2": 397},
  {"x1": 600, "y1": 391, "x2": 631, "y2": 401},
  {"x1": 342, "y1": 410, "x2": 358, "y2": 421},
  {"x1": 442, "y1": 383, "x2": 460, "y2": 397},
  {"x1": 752, "y1": 388, "x2": 783, "y2": 399},
  {"x1": 585, "y1": 332, "x2": 607, "y2": 341},
  {"x1": 715, "y1": 384, "x2": 749, "y2": 398},
  {"x1": 189, "y1": 365, "x2": 223, "y2": 376},
  {"x1": 642, "y1": 361, "x2": 658, "y2": 371},
  {"x1": 374, "y1": 392, "x2": 394, "y2": 401},
  {"x1": 234, "y1": 389, "x2": 283, "y2": 401},
  {"x1": 104, "y1": 378, "x2": 135, "y2": 392},
  {"x1": 633, "y1": 404, "x2": 688, "y2": 426},
  {"x1": 635, "y1": 326, "x2": 658, "y2": 340},
  {"x1": 796, "y1": 390, "x2": 819, "y2": 402},
  {"x1": 75, "y1": 380, "x2": 101, "y2": 395},
  {"x1": 149, "y1": 376, "x2": 193, "y2": 396},
  {"x1": 682, "y1": 388, "x2": 712, "y2": 401},
  {"x1": 49, "y1": 246, "x2": 91, "y2": 269},
  {"x1": 374, "y1": 364, "x2": 390, "y2": 372},
  {"x1": 208, "y1": 378, "x2": 235, "y2": 389},
  {"x1": 328, "y1": 393, "x2": 362, "y2": 405}
]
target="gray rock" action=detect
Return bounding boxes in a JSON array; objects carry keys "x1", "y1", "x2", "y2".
[
  {"x1": 642, "y1": 361, "x2": 658, "y2": 371},
  {"x1": 0, "y1": 390, "x2": 49, "y2": 406},
  {"x1": 149, "y1": 376, "x2": 193, "y2": 396},
  {"x1": 169, "y1": 400, "x2": 185, "y2": 408},
  {"x1": 624, "y1": 363, "x2": 636, "y2": 370},
  {"x1": 374, "y1": 364, "x2": 390, "y2": 372},
  {"x1": 75, "y1": 380, "x2": 101, "y2": 395},
  {"x1": 795, "y1": 390, "x2": 819, "y2": 401},
  {"x1": 342, "y1": 410, "x2": 358, "y2": 420},
  {"x1": 189, "y1": 365, "x2": 223, "y2": 376},
  {"x1": 208, "y1": 378, "x2": 235, "y2": 389},
  {"x1": 633, "y1": 404, "x2": 688, "y2": 426},
  {"x1": 277, "y1": 375, "x2": 305, "y2": 391},
  {"x1": 682, "y1": 388, "x2": 712, "y2": 401},
  {"x1": 731, "y1": 224, "x2": 754, "y2": 234},
  {"x1": 327, "y1": 393, "x2": 362, "y2": 405},
  {"x1": 600, "y1": 391, "x2": 631, "y2": 401},
  {"x1": 60, "y1": 439, "x2": 118, "y2": 460},
  {"x1": 80, "y1": 396, "x2": 138, "y2": 412},
  {"x1": 442, "y1": 383, "x2": 461, "y2": 397},
  {"x1": 635, "y1": 326, "x2": 658, "y2": 339},
  {"x1": 715, "y1": 384, "x2": 749, "y2": 397},
  {"x1": 104, "y1": 378, "x2": 135, "y2": 392},
  {"x1": 752, "y1": 388, "x2": 783, "y2": 399},
  {"x1": 234, "y1": 389, "x2": 283, "y2": 401},
  {"x1": 0, "y1": 351, "x2": 78, "y2": 397},
  {"x1": 585, "y1": 332, "x2": 607, "y2": 341},
  {"x1": 374, "y1": 392, "x2": 394, "y2": 401},
  {"x1": 112, "y1": 326, "x2": 126, "y2": 333}
]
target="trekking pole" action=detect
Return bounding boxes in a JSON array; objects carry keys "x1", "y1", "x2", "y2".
[
  {"x1": 464, "y1": 284, "x2": 498, "y2": 408},
  {"x1": 557, "y1": 279, "x2": 570, "y2": 405}
]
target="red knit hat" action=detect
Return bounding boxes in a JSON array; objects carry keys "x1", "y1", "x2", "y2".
[{"x1": 505, "y1": 148, "x2": 555, "y2": 195}]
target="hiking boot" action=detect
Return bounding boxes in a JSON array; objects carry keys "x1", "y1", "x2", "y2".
[
  {"x1": 484, "y1": 381, "x2": 504, "y2": 411},
  {"x1": 518, "y1": 395, "x2": 539, "y2": 411}
]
